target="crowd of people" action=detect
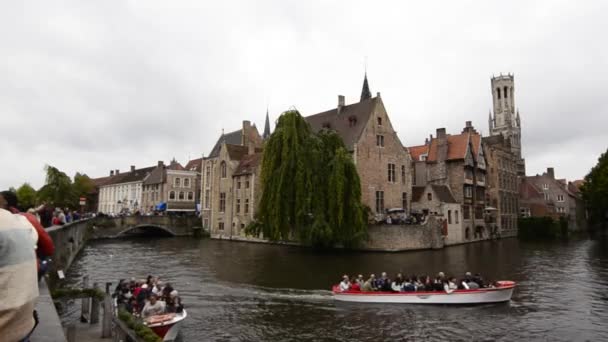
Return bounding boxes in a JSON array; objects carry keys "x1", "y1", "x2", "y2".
[
  {"x1": 113, "y1": 275, "x2": 184, "y2": 318},
  {"x1": 338, "y1": 271, "x2": 492, "y2": 294}
]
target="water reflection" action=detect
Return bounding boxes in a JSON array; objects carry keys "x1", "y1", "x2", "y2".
[{"x1": 60, "y1": 236, "x2": 608, "y2": 341}]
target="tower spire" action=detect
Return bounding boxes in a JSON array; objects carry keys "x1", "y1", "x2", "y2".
[
  {"x1": 360, "y1": 72, "x2": 371, "y2": 101},
  {"x1": 488, "y1": 109, "x2": 493, "y2": 130},
  {"x1": 263, "y1": 108, "x2": 271, "y2": 139}
]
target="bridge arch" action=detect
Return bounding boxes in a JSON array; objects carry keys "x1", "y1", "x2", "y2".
[{"x1": 113, "y1": 224, "x2": 176, "y2": 237}]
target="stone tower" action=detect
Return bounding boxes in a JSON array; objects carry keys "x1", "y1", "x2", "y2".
[{"x1": 488, "y1": 73, "x2": 526, "y2": 176}]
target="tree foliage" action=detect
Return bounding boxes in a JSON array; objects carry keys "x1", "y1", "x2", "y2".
[
  {"x1": 16, "y1": 183, "x2": 37, "y2": 210},
  {"x1": 37, "y1": 165, "x2": 74, "y2": 208},
  {"x1": 72, "y1": 172, "x2": 95, "y2": 207},
  {"x1": 581, "y1": 148, "x2": 608, "y2": 227},
  {"x1": 248, "y1": 110, "x2": 367, "y2": 248}
]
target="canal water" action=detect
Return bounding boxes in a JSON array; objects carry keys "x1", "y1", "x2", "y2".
[{"x1": 59, "y1": 236, "x2": 608, "y2": 341}]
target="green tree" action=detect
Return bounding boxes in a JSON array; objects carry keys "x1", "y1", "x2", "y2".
[
  {"x1": 72, "y1": 172, "x2": 95, "y2": 207},
  {"x1": 249, "y1": 110, "x2": 367, "y2": 248},
  {"x1": 581, "y1": 148, "x2": 608, "y2": 228},
  {"x1": 37, "y1": 165, "x2": 74, "y2": 208},
  {"x1": 16, "y1": 183, "x2": 37, "y2": 210}
]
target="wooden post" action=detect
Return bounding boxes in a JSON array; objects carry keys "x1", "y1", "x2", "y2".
[
  {"x1": 90, "y1": 282, "x2": 100, "y2": 324},
  {"x1": 102, "y1": 293, "x2": 113, "y2": 337},
  {"x1": 66, "y1": 324, "x2": 76, "y2": 342},
  {"x1": 80, "y1": 275, "x2": 90, "y2": 323}
]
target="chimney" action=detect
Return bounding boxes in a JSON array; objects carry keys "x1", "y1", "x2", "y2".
[
  {"x1": 465, "y1": 121, "x2": 472, "y2": 128},
  {"x1": 547, "y1": 167, "x2": 555, "y2": 179},
  {"x1": 338, "y1": 95, "x2": 345, "y2": 107},
  {"x1": 462, "y1": 121, "x2": 478, "y2": 134},
  {"x1": 130, "y1": 165, "x2": 135, "y2": 172},
  {"x1": 158, "y1": 160, "x2": 164, "y2": 167},
  {"x1": 436, "y1": 128, "x2": 448, "y2": 163},
  {"x1": 242, "y1": 120, "x2": 251, "y2": 146},
  {"x1": 376, "y1": 92, "x2": 381, "y2": 98},
  {"x1": 110, "y1": 170, "x2": 114, "y2": 176},
  {"x1": 115, "y1": 169, "x2": 120, "y2": 175}
]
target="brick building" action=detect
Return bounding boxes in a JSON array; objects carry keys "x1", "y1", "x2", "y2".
[
  {"x1": 305, "y1": 74, "x2": 412, "y2": 218},
  {"x1": 139, "y1": 159, "x2": 199, "y2": 213},
  {"x1": 201, "y1": 120, "x2": 264, "y2": 238},
  {"x1": 524, "y1": 167, "x2": 586, "y2": 231},
  {"x1": 411, "y1": 184, "x2": 462, "y2": 244},
  {"x1": 408, "y1": 122, "x2": 488, "y2": 242},
  {"x1": 482, "y1": 134, "x2": 519, "y2": 237}
]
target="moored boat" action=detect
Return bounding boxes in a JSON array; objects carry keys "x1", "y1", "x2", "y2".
[
  {"x1": 145, "y1": 310, "x2": 188, "y2": 342},
  {"x1": 332, "y1": 280, "x2": 515, "y2": 304}
]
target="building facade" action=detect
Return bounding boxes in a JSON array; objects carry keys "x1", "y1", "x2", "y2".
[
  {"x1": 411, "y1": 184, "x2": 462, "y2": 245},
  {"x1": 483, "y1": 135, "x2": 519, "y2": 237},
  {"x1": 97, "y1": 166, "x2": 154, "y2": 214},
  {"x1": 202, "y1": 120, "x2": 264, "y2": 238},
  {"x1": 305, "y1": 74, "x2": 412, "y2": 219},
  {"x1": 140, "y1": 160, "x2": 199, "y2": 213},
  {"x1": 408, "y1": 122, "x2": 489, "y2": 242},
  {"x1": 488, "y1": 74, "x2": 526, "y2": 176}
]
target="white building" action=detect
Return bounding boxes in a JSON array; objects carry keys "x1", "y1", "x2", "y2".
[{"x1": 97, "y1": 166, "x2": 154, "y2": 214}]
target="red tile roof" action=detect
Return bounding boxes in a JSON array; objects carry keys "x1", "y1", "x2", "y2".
[
  {"x1": 184, "y1": 158, "x2": 202, "y2": 172},
  {"x1": 407, "y1": 145, "x2": 428, "y2": 161},
  {"x1": 425, "y1": 131, "x2": 481, "y2": 162},
  {"x1": 233, "y1": 152, "x2": 263, "y2": 176}
]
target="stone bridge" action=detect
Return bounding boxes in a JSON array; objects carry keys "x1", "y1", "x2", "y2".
[{"x1": 90, "y1": 215, "x2": 200, "y2": 238}]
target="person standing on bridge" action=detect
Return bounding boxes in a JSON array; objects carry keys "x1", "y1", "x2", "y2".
[
  {"x1": 1, "y1": 191, "x2": 55, "y2": 279},
  {"x1": 0, "y1": 207, "x2": 40, "y2": 342}
]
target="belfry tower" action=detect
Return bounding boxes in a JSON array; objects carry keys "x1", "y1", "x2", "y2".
[{"x1": 489, "y1": 73, "x2": 526, "y2": 176}]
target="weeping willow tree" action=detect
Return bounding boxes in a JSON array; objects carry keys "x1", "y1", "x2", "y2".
[{"x1": 248, "y1": 110, "x2": 367, "y2": 248}]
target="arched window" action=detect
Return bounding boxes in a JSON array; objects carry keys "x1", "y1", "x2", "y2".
[
  {"x1": 175, "y1": 177, "x2": 181, "y2": 187},
  {"x1": 184, "y1": 178, "x2": 190, "y2": 187},
  {"x1": 220, "y1": 161, "x2": 227, "y2": 178},
  {"x1": 187, "y1": 192, "x2": 194, "y2": 201},
  {"x1": 496, "y1": 88, "x2": 501, "y2": 99},
  {"x1": 178, "y1": 191, "x2": 185, "y2": 200},
  {"x1": 169, "y1": 191, "x2": 176, "y2": 200}
]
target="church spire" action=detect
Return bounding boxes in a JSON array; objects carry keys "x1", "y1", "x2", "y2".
[
  {"x1": 488, "y1": 109, "x2": 493, "y2": 130},
  {"x1": 360, "y1": 72, "x2": 371, "y2": 101},
  {"x1": 263, "y1": 108, "x2": 271, "y2": 139}
]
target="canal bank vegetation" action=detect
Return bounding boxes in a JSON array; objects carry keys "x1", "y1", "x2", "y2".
[
  {"x1": 581, "y1": 148, "x2": 608, "y2": 231},
  {"x1": 518, "y1": 216, "x2": 568, "y2": 240},
  {"x1": 117, "y1": 309, "x2": 162, "y2": 342},
  {"x1": 246, "y1": 110, "x2": 367, "y2": 248}
]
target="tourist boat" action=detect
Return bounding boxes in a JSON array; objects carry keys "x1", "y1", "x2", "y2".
[
  {"x1": 145, "y1": 310, "x2": 188, "y2": 342},
  {"x1": 332, "y1": 281, "x2": 515, "y2": 304}
]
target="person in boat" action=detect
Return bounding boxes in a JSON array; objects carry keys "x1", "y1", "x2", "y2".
[
  {"x1": 161, "y1": 282, "x2": 175, "y2": 301},
  {"x1": 165, "y1": 290, "x2": 184, "y2": 314},
  {"x1": 361, "y1": 274, "x2": 375, "y2": 292},
  {"x1": 142, "y1": 293, "x2": 166, "y2": 318},
  {"x1": 376, "y1": 272, "x2": 392, "y2": 292},
  {"x1": 126, "y1": 297, "x2": 139, "y2": 315},
  {"x1": 460, "y1": 272, "x2": 480, "y2": 290},
  {"x1": 433, "y1": 272, "x2": 446, "y2": 291},
  {"x1": 355, "y1": 274, "x2": 365, "y2": 288},
  {"x1": 137, "y1": 283, "x2": 150, "y2": 313},
  {"x1": 339, "y1": 275, "x2": 350, "y2": 292},
  {"x1": 443, "y1": 277, "x2": 458, "y2": 294},
  {"x1": 350, "y1": 277, "x2": 361, "y2": 292},
  {"x1": 419, "y1": 275, "x2": 432, "y2": 291},
  {"x1": 412, "y1": 275, "x2": 423, "y2": 291},
  {"x1": 391, "y1": 273, "x2": 404, "y2": 292},
  {"x1": 402, "y1": 277, "x2": 416, "y2": 292},
  {"x1": 473, "y1": 273, "x2": 486, "y2": 288}
]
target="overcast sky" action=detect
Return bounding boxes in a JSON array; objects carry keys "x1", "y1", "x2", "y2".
[{"x1": 1, "y1": 0, "x2": 607, "y2": 189}]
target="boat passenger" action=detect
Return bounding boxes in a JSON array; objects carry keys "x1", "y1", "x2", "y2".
[
  {"x1": 391, "y1": 274, "x2": 403, "y2": 292},
  {"x1": 361, "y1": 274, "x2": 375, "y2": 292},
  {"x1": 165, "y1": 290, "x2": 184, "y2": 314},
  {"x1": 339, "y1": 275, "x2": 351, "y2": 292},
  {"x1": 402, "y1": 278, "x2": 416, "y2": 292},
  {"x1": 356, "y1": 274, "x2": 365, "y2": 287},
  {"x1": 350, "y1": 277, "x2": 361, "y2": 292},
  {"x1": 376, "y1": 272, "x2": 391, "y2": 292},
  {"x1": 461, "y1": 272, "x2": 480, "y2": 289},
  {"x1": 126, "y1": 297, "x2": 139, "y2": 315},
  {"x1": 412, "y1": 275, "x2": 423, "y2": 290},
  {"x1": 141, "y1": 294, "x2": 166, "y2": 318},
  {"x1": 433, "y1": 274, "x2": 445, "y2": 292},
  {"x1": 162, "y1": 282, "x2": 175, "y2": 301},
  {"x1": 420, "y1": 275, "x2": 432, "y2": 291},
  {"x1": 137, "y1": 284, "x2": 150, "y2": 312},
  {"x1": 443, "y1": 277, "x2": 458, "y2": 294},
  {"x1": 473, "y1": 273, "x2": 485, "y2": 288}
]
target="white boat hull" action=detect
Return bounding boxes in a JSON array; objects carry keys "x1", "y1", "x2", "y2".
[{"x1": 333, "y1": 281, "x2": 515, "y2": 304}]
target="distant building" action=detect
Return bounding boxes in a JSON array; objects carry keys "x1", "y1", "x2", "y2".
[
  {"x1": 483, "y1": 134, "x2": 519, "y2": 237},
  {"x1": 411, "y1": 184, "x2": 461, "y2": 244},
  {"x1": 97, "y1": 166, "x2": 154, "y2": 214},
  {"x1": 523, "y1": 167, "x2": 585, "y2": 231},
  {"x1": 488, "y1": 74, "x2": 526, "y2": 176},
  {"x1": 408, "y1": 122, "x2": 488, "y2": 242},
  {"x1": 201, "y1": 120, "x2": 264, "y2": 238},
  {"x1": 140, "y1": 159, "x2": 199, "y2": 213},
  {"x1": 305, "y1": 73, "x2": 412, "y2": 218}
]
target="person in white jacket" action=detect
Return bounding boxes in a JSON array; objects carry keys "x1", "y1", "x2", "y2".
[
  {"x1": 338, "y1": 275, "x2": 350, "y2": 292},
  {"x1": 444, "y1": 277, "x2": 459, "y2": 294}
]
